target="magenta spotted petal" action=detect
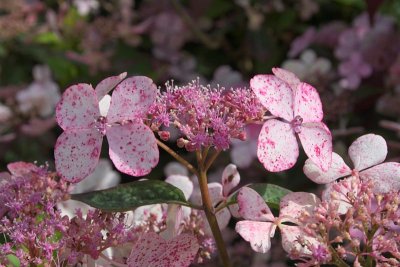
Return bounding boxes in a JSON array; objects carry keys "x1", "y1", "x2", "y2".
[
  {"x1": 235, "y1": 221, "x2": 275, "y2": 253},
  {"x1": 257, "y1": 119, "x2": 299, "y2": 172},
  {"x1": 272, "y1": 67, "x2": 300, "y2": 91},
  {"x1": 251, "y1": 69, "x2": 332, "y2": 172},
  {"x1": 304, "y1": 152, "x2": 351, "y2": 184},
  {"x1": 55, "y1": 75, "x2": 159, "y2": 182},
  {"x1": 127, "y1": 232, "x2": 199, "y2": 267},
  {"x1": 298, "y1": 122, "x2": 332, "y2": 172},
  {"x1": 294, "y1": 83, "x2": 323, "y2": 123},
  {"x1": 250, "y1": 75, "x2": 294, "y2": 122},
  {"x1": 107, "y1": 76, "x2": 157, "y2": 122},
  {"x1": 56, "y1": 84, "x2": 99, "y2": 130},
  {"x1": 235, "y1": 187, "x2": 321, "y2": 254},
  {"x1": 95, "y1": 72, "x2": 127, "y2": 100},
  {"x1": 55, "y1": 129, "x2": 103, "y2": 183},
  {"x1": 304, "y1": 134, "x2": 400, "y2": 193},
  {"x1": 107, "y1": 123, "x2": 159, "y2": 177},
  {"x1": 221, "y1": 164, "x2": 240, "y2": 198}
]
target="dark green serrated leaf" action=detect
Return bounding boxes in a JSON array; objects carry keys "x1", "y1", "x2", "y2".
[
  {"x1": 228, "y1": 183, "x2": 291, "y2": 210},
  {"x1": 71, "y1": 180, "x2": 189, "y2": 212}
]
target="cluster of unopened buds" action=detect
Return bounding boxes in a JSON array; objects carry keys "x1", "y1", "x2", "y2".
[{"x1": 1, "y1": 67, "x2": 399, "y2": 267}]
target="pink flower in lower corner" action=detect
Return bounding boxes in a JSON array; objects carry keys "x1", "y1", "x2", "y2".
[
  {"x1": 235, "y1": 187, "x2": 322, "y2": 255},
  {"x1": 54, "y1": 73, "x2": 159, "y2": 182},
  {"x1": 251, "y1": 68, "x2": 332, "y2": 172},
  {"x1": 304, "y1": 133, "x2": 400, "y2": 194},
  {"x1": 127, "y1": 232, "x2": 199, "y2": 267}
]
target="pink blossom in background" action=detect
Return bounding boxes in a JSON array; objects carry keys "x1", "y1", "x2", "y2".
[
  {"x1": 251, "y1": 68, "x2": 332, "y2": 172},
  {"x1": 16, "y1": 65, "x2": 60, "y2": 117},
  {"x1": 288, "y1": 27, "x2": 316, "y2": 58},
  {"x1": 54, "y1": 73, "x2": 159, "y2": 182},
  {"x1": 338, "y1": 53, "x2": 372, "y2": 90},
  {"x1": 304, "y1": 133, "x2": 400, "y2": 194},
  {"x1": 282, "y1": 49, "x2": 332, "y2": 85},
  {"x1": 0, "y1": 103, "x2": 12, "y2": 123},
  {"x1": 235, "y1": 187, "x2": 323, "y2": 255}
]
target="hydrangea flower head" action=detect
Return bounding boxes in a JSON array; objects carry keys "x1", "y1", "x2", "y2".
[
  {"x1": 149, "y1": 80, "x2": 265, "y2": 151},
  {"x1": 304, "y1": 133, "x2": 400, "y2": 193},
  {"x1": 55, "y1": 73, "x2": 159, "y2": 182},
  {"x1": 251, "y1": 68, "x2": 332, "y2": 172}
]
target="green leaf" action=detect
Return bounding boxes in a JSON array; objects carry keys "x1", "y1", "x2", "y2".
[
  {"x1": 228, "y1": 183, "x2": 291, "y2": 210},
  {"x1": 6, "y1": 254, "x2": 20, "y2": 267},
  {"x1": 71, "y1": 180, "x2": 189, "y2": 212},
  {"x1": 34, "y1": 32, "x2": 61, "y2": 45}
]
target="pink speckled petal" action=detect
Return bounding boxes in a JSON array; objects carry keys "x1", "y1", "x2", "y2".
[
  {"x1": 250, "y1": 75, "x2": 294, "y2": 121},
  {"x1": 272, "y1": 67, "x2": 301, "y2": 91},
  {"x1": 303, "y1": 152, "x2": 351, "y2": 184},
  {"x1": 107, "y1": 122, "x2": 159, "y2": 177},
  {"x1": 235, "y1": 221, "x2": 275, "y2": 253},
  {"x1": 228, "y1": 203, "x2": 241, "y2": 218},
  {"x1": 221, "y1": 164, "x2": 240, "y2": 197},
  {"x1": 165, "y1": 175, "x2": 193, "y2": 200},
  {"x1": 280, "y1": 225, "x2": 319, "y2": 255},
  {"x1": 348, "y1": 134, "x2": 387, "y2": 171},
  {"x1": 298, "y1": 122, "x2": 332, "y2": 172},
  {"x1": 128, "y1": 232, "x2": 199, "y2": 267},
  {"x1": 208, "y1": 182, "x2": 223, "y2": 206},
  {"x1": 237, "y1": 187, "x2": 274, "y2": 222},
  {"x1": 56, "y1": 84, "x2": 99, "y2": 130},
  {"x1": 95, "y1": 72, "x2": 127, "y2": 101},
  {"x1": 360, "y1": 162, "x2": 400, "y2": 193},
  {"x1": 107, "y1": 76, "x2": 157, "y2": 123},
  {"x1": 7, "y1": 162, "x2": 39, "y2": 177},
  {"x1": 294, "y1": 83, "x2": 323, "y2": 123},
  {"x1": 54, "y1": 129, "x2": 102, "y2": 183},
  {"x1": 161, "y1": 233, "x2": 199, "y2": 267},
  {"x1": 279, "y1": 192, "x2": 320, "y2": 221},
  {"x1": 128, "y1": 232, "x2": 166, "y2": 266},
  {"x1": 257, "y1": 119, "x2": 299, "y2": 172},
  {"x1": 216, "y1": 208, "x2": 232, "y2": 230}
]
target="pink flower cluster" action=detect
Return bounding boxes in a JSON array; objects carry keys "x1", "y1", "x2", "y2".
[
  {"x1": 149, "y1": 80, "x2": 265, "y2": 151},
  {"x1": 296, "y1": 177, "x2": 400, "y2": 266},
  {"x1": 0, "y1": 162, "x2": 69, "y2": 266}
]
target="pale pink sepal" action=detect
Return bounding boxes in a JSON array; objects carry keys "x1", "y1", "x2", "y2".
[
  {"x1": 107, "y1": 123, "x2": 159, "y2": 177},
  {"x1": 257, "y1": 119, "x2": 299, "y2": 172}
]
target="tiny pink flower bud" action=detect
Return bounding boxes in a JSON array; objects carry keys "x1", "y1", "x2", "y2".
[
  {"x1": 177, "y1": 138, "x2": 188, "y2": 148},
  {"x1": 158, "y1": 131, "x2": 170, "y2": 141}
]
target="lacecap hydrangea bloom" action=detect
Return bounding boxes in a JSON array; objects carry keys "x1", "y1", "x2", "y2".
[
  {"x1": 54, "y1": 73, "x2": 159, "y2": 182},
  {"x1": 251, "y1": 68, "x2": 332, "y2": 172}
]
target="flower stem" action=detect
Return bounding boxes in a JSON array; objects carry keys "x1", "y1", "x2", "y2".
[
  {"x1": 196, "y1": 151, "x2": 232, "y2": 267},
  {"x1": 156, "y1": 139, "x2": 199, "y2": 177},
  {"x1": 204, "y1": 149, "x2": 221, "y2": 172}
]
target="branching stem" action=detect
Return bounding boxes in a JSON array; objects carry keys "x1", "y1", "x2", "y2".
[
  {"x1": 196, "y1": 151, "x2": 232, "y2": 267},
  {"x1": 156, "y1": 139, "x2": 199, "y2": 177}
]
